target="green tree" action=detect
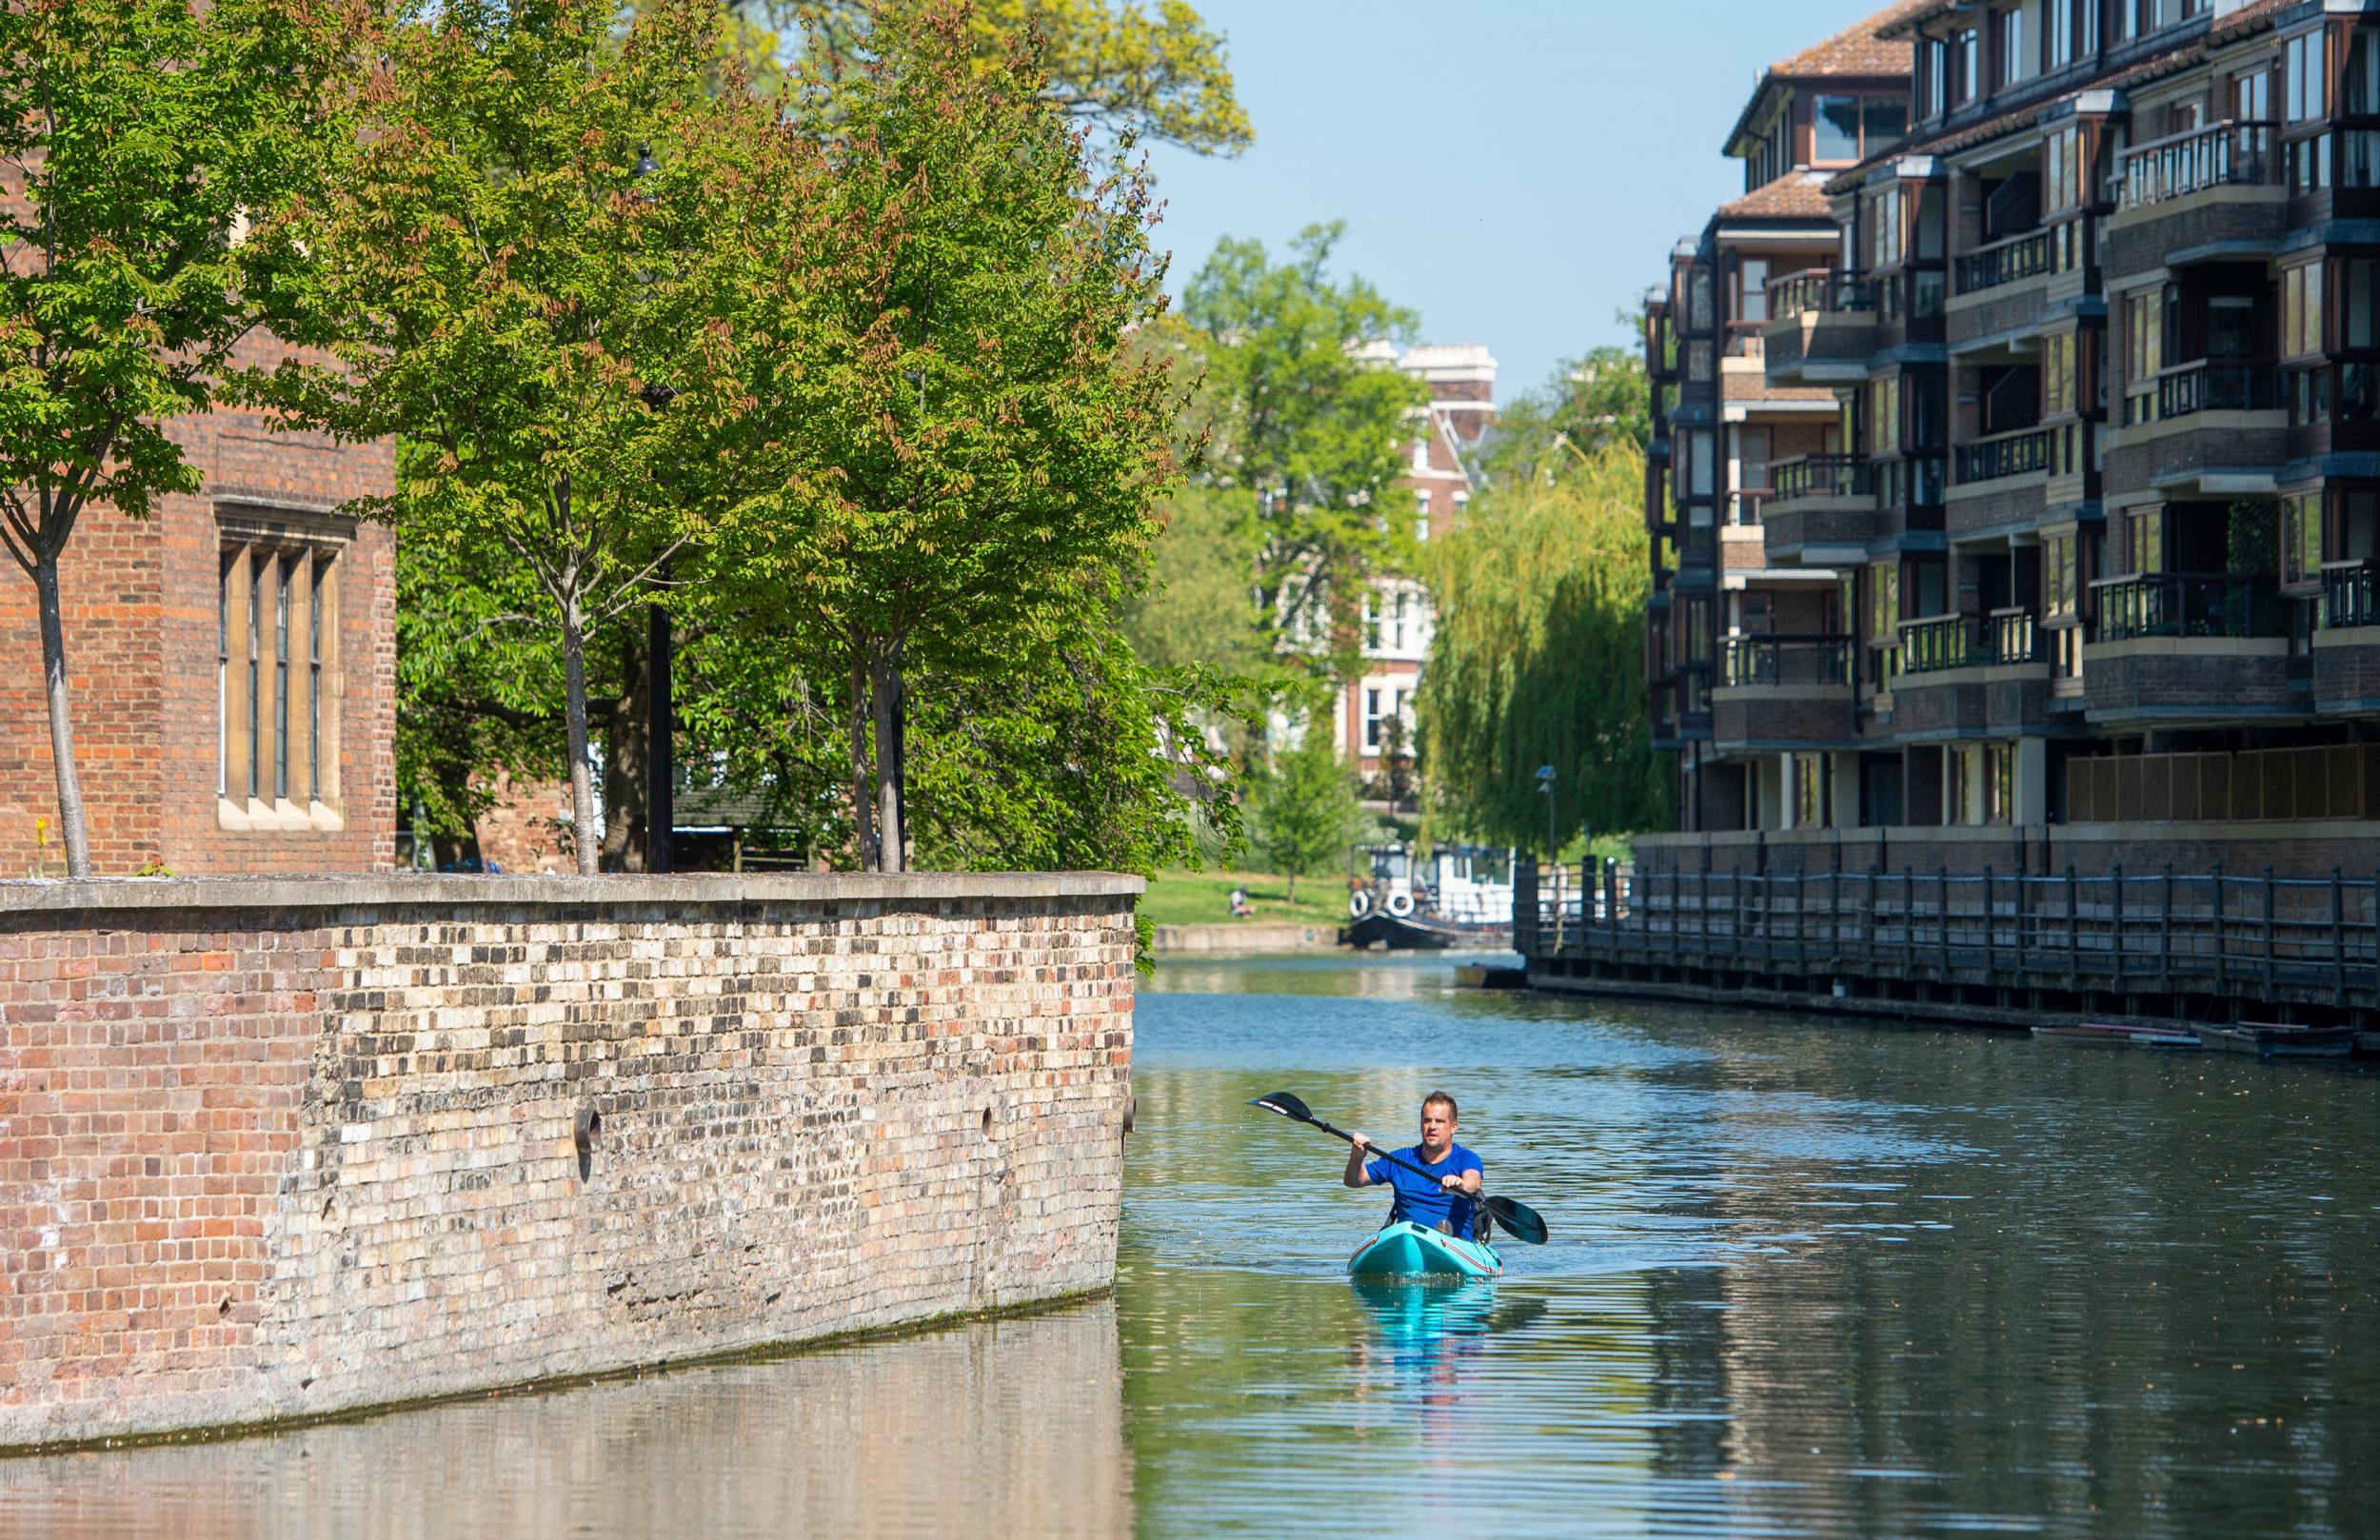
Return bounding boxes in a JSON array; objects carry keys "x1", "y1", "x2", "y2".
[
  {"x1": 1415, "y1": 440, "x2": 1669, "y2": 852},
  {"x1": 795, "y1": 0, "x2": 1251, "y2": 154},
  {"x1": 1123, "y1": 486, "x2": 1264, "y2": 675},
  {"x1": 253, "y1": 0, "x2": 763, "y2": 873},
  {"x1": 0, "y1": 0, "x2": 358, "y2": 876},
  {"x1": 1480, "y1": 339, "x2": 1654, "y2": 487},
  {"x1": 1175, "y1": 225, "x2": 1428, "y2": 678},
  {"x1": 1253, "y1": 727, "x2": 1359, "y2": 901},
  {"x1": 713, "y1": 5, "x2": 1182, "y2": 871}
]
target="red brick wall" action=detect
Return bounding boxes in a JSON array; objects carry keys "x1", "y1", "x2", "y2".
[{"x1": 0, "y1": 334, "x2": 394, "y2": 877}]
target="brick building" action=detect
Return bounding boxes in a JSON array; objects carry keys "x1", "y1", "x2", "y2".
[
  {"x1": 1336, "y1": 343, "x2": 1497, "y2": 794},
  {"x1": 0, "y1": 333, "x2": 395, "y2": 877},
  {"x1": 1639, "y1": 0, "x2": 2380, "y2": 881}
]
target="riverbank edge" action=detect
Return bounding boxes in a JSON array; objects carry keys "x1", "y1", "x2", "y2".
[
  {"x1": 1152, "y1": 920, "x2": 1339, "y2": 954},
  {"x1": 1520, "y1": 966, "x2": 2380, "y2": 1052},
  {"x1": 0, "y1": 1286, "x2": 1115, "y2": 1460}
]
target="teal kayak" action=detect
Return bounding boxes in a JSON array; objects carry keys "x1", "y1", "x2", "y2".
[{"x1": 1347, "y1": 1220, "x2": 1502, "y2": 1280}]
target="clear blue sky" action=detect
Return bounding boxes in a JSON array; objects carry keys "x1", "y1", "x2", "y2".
[{"x1": 1141, "y1": 1, "x2": 1862, "y2": 405}]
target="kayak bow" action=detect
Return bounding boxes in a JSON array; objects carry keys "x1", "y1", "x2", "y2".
[{"x1": 1348, "y1": 1220, "x2": 1502, "y2": 1280}]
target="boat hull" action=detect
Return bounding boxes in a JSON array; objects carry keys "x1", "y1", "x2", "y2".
[
  {"x1": 2033, "y1": 1022, "x2": 2198, "y2": 1049},
  {"x1": 1347, "y1": 1220, "x2": 1502, "y2": 1280},
  {"x1": 1339, "y1": 913, "x2": 1514, "y2": 952},
  {"x1": 2192, "y1": 1024, "x2": 2355, "y2": 1059}
]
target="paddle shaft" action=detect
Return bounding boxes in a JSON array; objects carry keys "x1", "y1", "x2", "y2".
[{"x1": 1301, "y1": 1112, "x2": 1479, "y2": 1197}]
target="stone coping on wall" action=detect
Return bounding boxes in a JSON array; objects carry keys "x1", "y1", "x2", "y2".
[{"x1": 0, "y1": 869, "x2": 1144, "y2": 918}]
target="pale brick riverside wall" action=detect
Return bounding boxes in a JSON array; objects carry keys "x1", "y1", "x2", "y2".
[{"x1": 0, "y1": 873, "x2": 1140, "y2": 1450}]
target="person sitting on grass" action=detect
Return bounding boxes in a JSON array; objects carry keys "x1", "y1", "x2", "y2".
[
  {"x1": 1229, "y1": 884, "x2": 1253, "y2": 918},
  {"x1": 1343, "y1": 1091, "x2": 1484, "y2": 1239}
]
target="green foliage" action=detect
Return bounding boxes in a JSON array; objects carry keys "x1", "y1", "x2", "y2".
[
  {"x1": 1123, "y1": 485, "x2": 1265, "y2": 674},
  {"x1": 1416, "y1": 441, "x2": 1670, "y2": 851},
  {"x1": 251, "y1": 0, "x2": 764, "y2": 871},
  {"x1": 0, "y1": 0, "x2": 362, "y2": 874},
  {"x1": 796, "y1": 0, "x2": 1251, "y2": 155},
  {"x1": 1480, "y1": 340, "x2": 1654, "y2": 487},
  {"x1": 1252, "y1": 729, "x2": 1360, "y2": 900},
  {"x1": 709, "y1": 3, "x2": 1186, "y2": 869},
  {"x1": 1174, "y1": 225, "x2": 1429, "y2": 674}
]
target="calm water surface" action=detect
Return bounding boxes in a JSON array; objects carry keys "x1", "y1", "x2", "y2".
[{"x1": 7, "y1": 954, "x2": 2378, "y2": 1538}]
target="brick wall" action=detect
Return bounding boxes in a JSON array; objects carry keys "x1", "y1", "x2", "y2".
[
  {"x1": 0, "y1": 332, "x2": 394, "y2": 879},
  {"x1": 0, "y1": 872, "x2": 1139, "y2": 1449},
  {"x1": 2101, "y1": 192, "x2": 2287, "y2": 281}
]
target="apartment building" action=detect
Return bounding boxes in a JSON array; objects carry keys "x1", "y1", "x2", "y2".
[
  {"x1": 1640, "y1": 0, "x2": 2380, "y2": 881},
  {"x1": 1338, "y1": 343, "x2": 1497, "y2": 795}
]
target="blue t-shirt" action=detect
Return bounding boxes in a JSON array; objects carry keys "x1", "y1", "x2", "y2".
[{"x1": 1366, "y1": 1142, "x2": 1484, "y2": 1238}]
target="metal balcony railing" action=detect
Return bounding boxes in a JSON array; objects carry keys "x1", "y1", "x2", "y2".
[
  {"x1": 1955, "y1": 228, "x2": 2053, "y2": 294},
  {"x1": 2113, "y1": 119, "x2": 2279, "y2": 209},
  {"x1": 2092, "y1": 572, "x2": 2280, "y2": 642},
  {"x1": 2125, "y1": 359, "x2": 2279, "y2": 424},
  {"x1": 2322, "y1": 561, "x2": 2380, "y2": 628},
  {"x1": 1720, "y1": 634, "x2": 1854, "y2": 687},
  {"x1": 1954, "y1": 426, "x2": 2052, "y2": 484},
  {"x1": 1766, "y1": 268, "x2": 1874, "y2": 322},
  {"x1": 1989, "y1": 606, "x2": 2042, "y2": 664},
  {"x1": 1898, "y1": 614, "x2": 1983, "y2": 675},
  {"x1": 1769, "y1": 453, "x2": 1874, "y2": 502}
]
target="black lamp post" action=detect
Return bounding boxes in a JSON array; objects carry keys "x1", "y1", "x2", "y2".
[{"x1": 632, "y1": 145, "x2": 674, "y2": 873}]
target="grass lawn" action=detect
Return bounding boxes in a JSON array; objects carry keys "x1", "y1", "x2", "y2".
[{"x1": 1139, "y1": 868, "x2": 1352, "y2": 931}]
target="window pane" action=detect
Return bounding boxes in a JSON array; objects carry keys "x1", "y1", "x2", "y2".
[
  {"x1": 1815, "y1": 96, "x2": 1860, "y2": 162},
  {"x1": 1863, "y1": 99, "x2": 1906, "y2": 154}
]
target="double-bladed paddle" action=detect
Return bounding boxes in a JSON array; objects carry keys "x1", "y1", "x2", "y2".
[{"x1": 1249, "y1": 1090, "x2": 1550, "y2": 1246}]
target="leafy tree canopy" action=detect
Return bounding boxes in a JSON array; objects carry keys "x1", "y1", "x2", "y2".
[
  {"x1": 1168, "y1": 224, "x2": 1427, "y2": 677},
  {"x1": 1251, "y1": 726, "x2": 1359, "y2": 901},
  {"x1": 1478, "y1": 337, "x2": 1654, "y2": 488},
  {"x1": 791, "y1": 0, "x2": 1250, "y2": 154},
  {"x1": 1416, "y1": 441, "x2": 1669, "y2": 851}
]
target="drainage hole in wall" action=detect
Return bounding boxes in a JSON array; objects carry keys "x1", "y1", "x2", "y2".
[{"x1": 982, "y1": 1107, "x2": 994, "y2": 1136}]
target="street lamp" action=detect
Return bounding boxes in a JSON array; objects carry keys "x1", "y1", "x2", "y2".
[
  {"x1": 632, "y1": 145, "x2": 674, "y2": 874},
  {"x1": 1537, "y1": 764, "x2": 1560, "y2": 948}
]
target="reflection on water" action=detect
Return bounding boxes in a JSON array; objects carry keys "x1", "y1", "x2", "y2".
[
  {"x1": 0, "y1": 1307, "x2": 1129, "y2": 1540},
  {"x1": 8, "y1": 952, "x2": 2378, "y2": 1538}
]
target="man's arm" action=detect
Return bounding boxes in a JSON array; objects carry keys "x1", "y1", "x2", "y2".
[
  {"x1": 1439, "y1": 1155, "x2": 1482, "y2": 1195},
  {"x1": 1343, "y1": 1135, "x2": 1375, "y2": 1188}
]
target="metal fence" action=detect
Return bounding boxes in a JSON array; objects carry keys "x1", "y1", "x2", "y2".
[{"x1": 1517, "y1": 858, "x2": 2380, "y2": 1003}]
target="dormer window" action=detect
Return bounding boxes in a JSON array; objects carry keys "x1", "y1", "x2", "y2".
[{"x1": 1813, "y1": 96, "x2": 1908, "y2": 166}]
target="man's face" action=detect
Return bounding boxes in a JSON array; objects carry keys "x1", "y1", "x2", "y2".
[{"x1": 1419, "y1": 1102, "x2": 1455, "y2": 1155}]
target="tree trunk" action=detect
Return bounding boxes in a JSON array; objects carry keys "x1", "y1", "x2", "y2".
[
  {"x1": 848, "y1": 651, "x2": 876, "y2": 870},
  {"x1": 870, "y1": 648, "x2": 904, "y2": 873},
  {"x1": 33, "y1": 553, "x2": 90, "y2": 878},
  {"x1": 602, "y1": 627, "x2": 648, "y2": 872},
  {"x1": 562, "y1": 599, "x2": 600, "y2": 876}
]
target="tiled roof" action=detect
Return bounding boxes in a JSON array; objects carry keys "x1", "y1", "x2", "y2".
[
  {"x1": 1716, "y1": 173, "x2": 1836, "y2": 222},
  {"x1": 1768, "y1": 0, "x2": 1935, "y2": 77}
]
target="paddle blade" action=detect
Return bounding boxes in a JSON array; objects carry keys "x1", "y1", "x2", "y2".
[
  {"x1": 1249, "y1": 1091, "x2": 1313, "y2": 1123},
  {"x1": 1484, "y1": 1194, "x2": 1549, "y2": 1246}
]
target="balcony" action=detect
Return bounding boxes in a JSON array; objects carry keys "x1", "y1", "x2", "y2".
[
  {"x1": 2085, "y1": 573, "x2": 2296, "y2": 724},
  {"x1": 1761, "y1": 456, "x2": 1885, "y2": 563},
  {"x1": 2315, "y1": 562, "x2": 2380, "y2": 711},
  {"x1": 1720, "y1": 634, "x2": 1852, "y2": 687},
  {"x1": 2092, "y1": 572, "x2": 2282, "y2": 643},
  {"x1": 1954, "y1": 426, "x2": 2051, "y2": 485},
  {"x1": 1713, "y1": 634, "x2": 1856, "y2": 751},
  {"x1": 1954, "y1": 228, "x2": 2053, "y2": 296},
  {"x1": 2120, "y1": 360, "x2": 2278, "y2": 427},
  {"x1": 2103, "y1": 120, "x2": 2285, "y2": 279},
  {"x1": 1761, "y1": 269, "x2": 1877, "y2": 385},
  {"x1": 1899, "y1": 614, "x2": 1983, "y2": 675}
]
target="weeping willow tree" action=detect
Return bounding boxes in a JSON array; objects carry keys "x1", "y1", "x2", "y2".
[{"x1": 1415, "y1": 441, "x2": 1670, "y2": 851}]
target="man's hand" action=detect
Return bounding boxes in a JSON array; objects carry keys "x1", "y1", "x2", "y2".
[
  {"x1": 1439, "y1": 1174, "x2": 1464, "y2": 1193},
  {"x1": 1342, "y1": 1135, "x2": 1374, "y2": 1189}
]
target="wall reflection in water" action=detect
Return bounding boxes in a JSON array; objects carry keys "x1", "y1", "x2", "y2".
[{"x1": 0, "y1": 1305, "x2": 1131, "y2": 1540}]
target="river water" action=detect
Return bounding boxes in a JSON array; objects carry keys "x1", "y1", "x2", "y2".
[{"x1": 6, "y1": 955, "x2": 2377, "y2": 1538}]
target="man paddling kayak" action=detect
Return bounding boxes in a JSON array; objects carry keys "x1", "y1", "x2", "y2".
[{"x1": 1344, "y1": 1092, "x2": 1484, "y2": 1240}]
